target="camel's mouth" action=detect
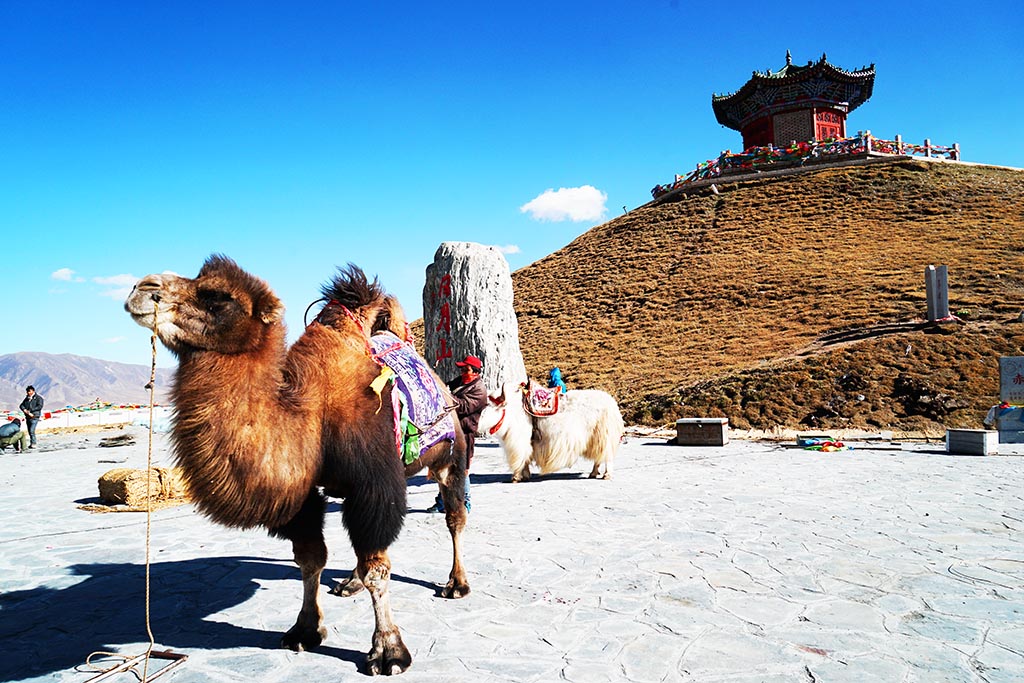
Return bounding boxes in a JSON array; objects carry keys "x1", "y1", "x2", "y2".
[
  {"x1": 125, "y1": 298, "x2": 180, "y2": 337},
  {"x1": 124, "y1": 292, "x2": 159, "y2": 329},
  {"x1": 126, "y1": 308, "x2": 157, "y2": 329},
  {"x1": 124, "y1": 274, "x2": 177, "y2": 334}
]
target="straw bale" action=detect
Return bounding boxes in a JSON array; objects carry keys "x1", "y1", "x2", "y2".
[{"x1": 97, "y1": 467, "x2": 188, "y2": 506}]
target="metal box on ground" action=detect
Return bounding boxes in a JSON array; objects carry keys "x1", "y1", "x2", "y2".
[
  {"x1": 675, "y1": 418, "x2": 729, "y2": 446},
  {"x1": 946, "y1": 429, "x2": 998, "y2": 456}
]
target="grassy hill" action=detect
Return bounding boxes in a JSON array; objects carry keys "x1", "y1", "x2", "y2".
[{"x1": 510, "y1": 159, "x2": 1024, "y2": 434}]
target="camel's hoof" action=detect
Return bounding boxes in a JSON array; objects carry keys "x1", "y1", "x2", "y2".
[
  {"x1": 281, "y1": 624, "x2": 327, "y2": 652},
  {"x1": 329, "y1": 577, "x2": 365, "y2": 598},
  {"x1": 440, "y1": 579, "x2": 471, "y2": 599},
  {"x1": 367, "y1": 631, "x2": 412, "y2": 676}
]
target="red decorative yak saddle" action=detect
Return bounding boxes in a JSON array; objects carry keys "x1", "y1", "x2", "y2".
[{"x1": 522, "y1": 382, "x2": 561, "y2": 417}]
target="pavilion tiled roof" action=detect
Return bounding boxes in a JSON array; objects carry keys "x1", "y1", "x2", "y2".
[{"x1": 712, "y1": 51, "x2": 875, "y2": 130}]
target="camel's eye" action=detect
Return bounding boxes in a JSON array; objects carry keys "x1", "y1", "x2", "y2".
[{"x1": 197, "y1": 288, "x2": 236, "y2": 314}]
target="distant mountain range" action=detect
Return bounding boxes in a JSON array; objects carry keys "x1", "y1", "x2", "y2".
[{"x1": 0, "y1": 352, "x2": 174, "y2": 411}]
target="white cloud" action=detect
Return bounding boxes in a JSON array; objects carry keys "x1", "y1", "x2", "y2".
[
  {"x1": 98, "y1": 286, "x2": 136, "y2": 301},
  {"x1": 519, "y1": 185, "x2": 608, "y2": 222},
  {"x1": 93, "y1": 274, "x2": 139, "y2": 301},
  {"x1": 494, "y1": 244, "x2": 521, "y2": 255},
  {"x1": 93, "y1": 274, "x2": 139, "y2": 287},
  {"x1": 103, "y1": 336, "x2": 126, "y2": 344},
  {"x1": 52, "y1": 267, "x2": 85, "y2": 282}
]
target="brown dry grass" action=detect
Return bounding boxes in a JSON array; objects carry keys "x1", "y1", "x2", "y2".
[{"x1": 508, "y1": 159, "x2": 1024, "y2": 431}]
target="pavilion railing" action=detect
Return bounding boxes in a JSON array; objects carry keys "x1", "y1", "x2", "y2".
[{"x1": 651, "y1": 132, "x2": 961, "y2": 199}]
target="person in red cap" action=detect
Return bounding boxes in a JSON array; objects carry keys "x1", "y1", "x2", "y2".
[{"x1": 429, "y1": 354, "x2": 488, "y2": 513}]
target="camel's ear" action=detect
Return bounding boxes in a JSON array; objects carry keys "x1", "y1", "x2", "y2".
[{"x1": 256, "y1": 292, "x2": 284, "y2": 324}]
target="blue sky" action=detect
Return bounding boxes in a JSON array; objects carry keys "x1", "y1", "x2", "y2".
[{"x1": 3, "y1": 1, "x2": 1022, "y2": 370}]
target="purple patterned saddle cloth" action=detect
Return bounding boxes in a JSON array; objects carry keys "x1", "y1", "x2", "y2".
[{"x1": 370, "y1": 332, "x2": 456, "y2": 460}]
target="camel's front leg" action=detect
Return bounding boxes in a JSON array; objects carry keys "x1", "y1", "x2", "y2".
[
  {"x1": 359, "y1": 550, "x2": 412, "y2": 675},
  {"x1": 282, "y1": 537, "x2": 328, "y2": 651}
]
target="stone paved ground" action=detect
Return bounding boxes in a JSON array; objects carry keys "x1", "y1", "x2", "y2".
[{"x1": 2, "y1": 428, "x2": 1023, "y2": 682}]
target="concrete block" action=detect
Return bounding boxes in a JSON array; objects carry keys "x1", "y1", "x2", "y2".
[
  {"x1": 676, "y1": 418, "x2": 729, "y2": 446},
  {"x1": 946, "y1": 429, "x2": 998, "y2": 456},
  {"x1": 998, "y1": 429, "x2": 1024, "y2": 444}
]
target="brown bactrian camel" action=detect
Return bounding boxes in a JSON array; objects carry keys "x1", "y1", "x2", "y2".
[{"x1": 124, "y1": 255, "x2": 470, "y2": 676}]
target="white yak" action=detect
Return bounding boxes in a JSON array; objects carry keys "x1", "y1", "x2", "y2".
[{"x1": 479, "y1": 381, "x2": 624, "y2": 481}]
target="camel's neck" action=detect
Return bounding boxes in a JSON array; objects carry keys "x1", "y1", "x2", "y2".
[
  {"x1": 175, "y1": 332, "x2": 289, "y2": 414},
  {"x1": 170, "y1": 324, "x2": 319, "y2": 529}
]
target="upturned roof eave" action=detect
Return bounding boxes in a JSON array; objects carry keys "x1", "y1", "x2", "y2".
[
  {"x1": 712, "y1": 58, "x2": 875, "y2": 102},
  {"x1": 711, "y1": 61, "x2": 876, "y2": 130}
]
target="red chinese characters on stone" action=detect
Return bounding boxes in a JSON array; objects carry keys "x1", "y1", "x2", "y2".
[
  {"x1": 434, "y1": 273, "x2": 454, "y2": 362},
  {"x1": 436, "y1": 338, "x2": 453, "y2": 361},
  {"x1": 436, "y1": 301, "x2": 451, "y2": 334}
]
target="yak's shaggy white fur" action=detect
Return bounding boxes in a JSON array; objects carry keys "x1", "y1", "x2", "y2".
[{"x1": 479, "y1": 381, "x2": 624, "y2": 481}]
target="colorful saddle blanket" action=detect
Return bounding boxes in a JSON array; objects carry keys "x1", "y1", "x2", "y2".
[
  {"x1": 523, "y1": 383, "x2": 561, "y2": 416},
  {"x1": 370, "y1": 332, "x2": 456, "y2": 465}
]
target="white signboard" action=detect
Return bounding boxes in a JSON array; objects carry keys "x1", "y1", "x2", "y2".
[{"x1": 999, "y1": 356, "x2": 1024, "y2": 404}]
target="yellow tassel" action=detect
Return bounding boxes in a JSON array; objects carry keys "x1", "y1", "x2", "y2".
[{"x1": 370, "y1": 367, "x2": 395, "y2": 414}]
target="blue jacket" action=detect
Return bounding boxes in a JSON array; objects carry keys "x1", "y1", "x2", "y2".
[
  {"x1": 0, "y1": 421, "x2": 20, "y2": 439},
  {"x1": 547, "y1": 367, "x2": 568, "y2": 393}
]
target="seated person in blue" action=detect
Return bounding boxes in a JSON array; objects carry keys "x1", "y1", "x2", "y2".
[
  {"x1": 548, "y1": 367, "x2": 568, "y2": 393},
  {"x1": 0, "y1": 418, "x2": 30, "y2": 453}
]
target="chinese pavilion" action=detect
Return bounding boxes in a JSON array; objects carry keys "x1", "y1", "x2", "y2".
[{"x1": 712, "y1": 51, "x2": 875, "y2": 150}]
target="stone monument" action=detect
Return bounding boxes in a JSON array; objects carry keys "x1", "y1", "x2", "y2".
[
  {"x1": 925, "y1": 265, "x2": 950, "y2": 322},
  {"x1": 997, "y1": 356, "x2": 1024, "y2": 444},
  {"x1": 423, "y1": 242, "x2": 529, "y2": 392}
]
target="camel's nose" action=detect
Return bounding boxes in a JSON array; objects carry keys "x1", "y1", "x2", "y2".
[
  {"x1": 134, "y1": 274, "x2": 163, "y2": 292},
  {"x1": 132, "y1": 274, "x2": 164, "y2": 301},
  {"x1": 125, "y1": 274, "x2": 165, "y2": 309}
]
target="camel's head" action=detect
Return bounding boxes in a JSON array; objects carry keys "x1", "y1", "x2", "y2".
[{"x1": 124, "y1": 254, "x2": 284, "y2": 356}]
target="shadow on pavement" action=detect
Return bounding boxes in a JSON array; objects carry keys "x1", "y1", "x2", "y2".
[
  {"x1": 0, "y1": 556, "x2": 382, "y2": 680},
  {"x1": 407, "y1": 471, "x2": 584, "y2": 488}
]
